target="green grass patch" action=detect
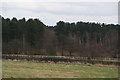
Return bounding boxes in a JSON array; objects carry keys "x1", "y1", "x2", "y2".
[{"x1": 2, "y1": 60, "x2": 118, "y2": 78}]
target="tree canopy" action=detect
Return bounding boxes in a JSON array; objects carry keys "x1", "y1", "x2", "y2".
[{"x1": 2, "y1": 17, "x2": 120, "y2": 58}]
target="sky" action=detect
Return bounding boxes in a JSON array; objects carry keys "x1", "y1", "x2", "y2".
[{"x1": 1, "y1": 0, "x2": 119, "y2": 26}]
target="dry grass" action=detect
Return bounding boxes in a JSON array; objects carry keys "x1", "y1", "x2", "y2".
[{"x1": 2, "y1": 60, "x2": 118, "y2": 78}]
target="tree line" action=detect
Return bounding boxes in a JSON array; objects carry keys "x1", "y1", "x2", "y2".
[{"x1": 2, "y1": 17, "x2": 120, "y2": 58}]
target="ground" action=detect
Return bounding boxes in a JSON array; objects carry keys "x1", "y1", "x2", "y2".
[{"x1": 2, "y1": 60, "x2": 118, "y2": 78}]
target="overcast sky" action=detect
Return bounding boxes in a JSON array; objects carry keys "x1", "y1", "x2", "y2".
[{"x1": 1, "y1": 1, "x2": 118, "y2": 26}]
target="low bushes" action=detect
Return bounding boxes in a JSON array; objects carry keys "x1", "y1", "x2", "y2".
[{"x1": 2, "y1": 54, "x2": 120, "y2": 66}]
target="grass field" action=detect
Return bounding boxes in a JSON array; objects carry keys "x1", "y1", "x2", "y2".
[{"x1": 2, "y1": 60, "x2": 118, "y2": 78}]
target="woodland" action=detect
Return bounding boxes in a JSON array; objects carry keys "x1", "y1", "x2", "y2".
[{"x1": 2, "y1": 17, "x2": 120, "y2": 58}]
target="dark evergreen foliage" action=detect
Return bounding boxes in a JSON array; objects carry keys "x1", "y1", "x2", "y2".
[{"x1": 2, "y1": 17, "x2": 119, "y2": 57}]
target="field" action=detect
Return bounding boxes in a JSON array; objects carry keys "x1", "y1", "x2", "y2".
[{"x1": 2, "y1": 60, "x2": 118, "y2": 78}]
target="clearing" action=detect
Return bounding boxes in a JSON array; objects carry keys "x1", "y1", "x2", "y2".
[{"x1": 2, "y1": 60, "x2": 118, "y2": 78}]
